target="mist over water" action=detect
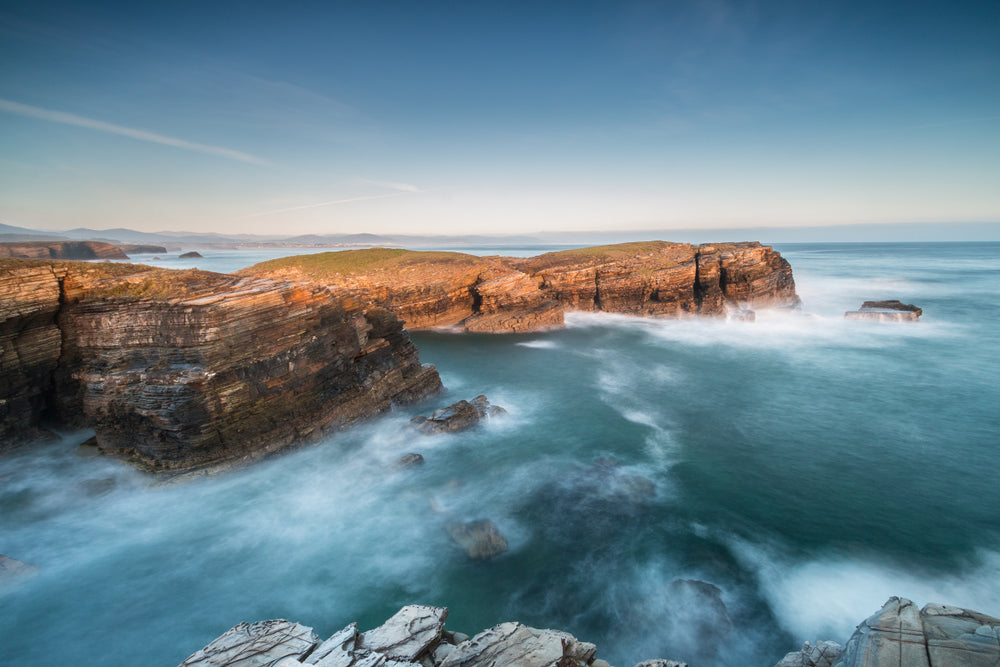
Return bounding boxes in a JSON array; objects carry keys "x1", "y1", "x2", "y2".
[{"x1": 2, "y1": 243, "x2": 999, "y2": 666}]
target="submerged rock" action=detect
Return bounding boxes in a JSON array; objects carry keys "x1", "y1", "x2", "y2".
[
  {"x1": 394, "y1": 453, "x2": 425, "y2": 469},
  {"x1": 845, "y1": 300, "x2": 922, "y2": 322},
  {"x1": 410, "y1": 396, "x2": 506, "y2": 435},
  {"x1": 632, "y1": 661, "x2": 688, "y2": 667},
  {"x1": 446, "y1": 520, "x2": 508, "y2": 559},
  {"x1": 0, "y1": 554, "x2": 38, "y2": 587}
]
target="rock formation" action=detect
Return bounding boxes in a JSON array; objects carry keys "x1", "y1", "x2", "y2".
[
  {"x1": 0, "y1": 240, "x2": 128, "y2": 260},
  {"x1": 445, "y1": 519, "x2": 508, "y2": 559},
  {"x1": 0, "y1": 259, "x2": 442, "y2": 470},
  {"x1": 238, "y1": 241, "x2": 799, "y2": 333},
  {"x1": 120, "y1": 244, "x2": 168, "y2": 254},
  {"x1": 180, "y1": 598, "x2": 1000, "y2": 667},
  {"x1": 845, "y1": 300, "x2": 922, "y2": 322},
  {"x1": 179, "y1": 604, "x2": 659, "y2": 667},
  {"x1": 410, "y1": 395, "x2": 506, "y2": 434},
  {"x1": 832, "y1": 597, "x2": 999, "y2": 667},
  {"x1": 180, "y1": 251, "x2": 204, "y2": 258}
]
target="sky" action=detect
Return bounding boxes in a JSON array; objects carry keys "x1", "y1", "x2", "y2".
[{"x1": 1, "y1": 0, "x2": 998, "y2": 237}]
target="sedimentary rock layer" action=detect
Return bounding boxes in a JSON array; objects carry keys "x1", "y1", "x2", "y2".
[
  {"x1": 240, "y1": 241, "x2": 799, "y2": 333},
  {"x1": 0, "y1": 259, "x2": 441, "y2": 469},
  {"x1": 0, "y1": 241, "x2": 128, "y2": 260}
]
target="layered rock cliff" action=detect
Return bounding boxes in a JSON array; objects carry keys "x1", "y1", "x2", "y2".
[
  {"x1": 0, "y1": 241, "x2": 128, "y2": 260},
  {"x1": 240, "y1": 241, "x2": 798, "y2": 333},
  {"x1": 0, "y1": 259, "x2": 441, "y2": 469}
]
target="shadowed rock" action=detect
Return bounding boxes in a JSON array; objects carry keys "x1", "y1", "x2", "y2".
[
  {"x1": 845, "y1": 300, "x2": 922, "y2": 322},
  {"x1": 775, "y1": 641, "x2": 843, "y2": 667},
  {"x1": 446, "y1": 520, "x2": 508, "y2": 559},
  {"x1": 410, "y1": 396, "x2": 506, "y2": 435},
  {"x1": 394, "y1": 453, "x2": 425, "y2": 469},
  {"x1": 180, "y1": 251, "x2": 204, "y2": 258}
]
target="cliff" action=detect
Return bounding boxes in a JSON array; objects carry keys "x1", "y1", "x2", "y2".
[
  {"x1": 0, "y1": 259, "x2": 441, "y2": 470},
  {"x1": 239, "y1": 241, "x2": 798, "y2": 333},
  {"x1": 0, "y1": 241, "x2": 128, "y2": 260},
  {"x1": 178, "y1": 598, "x2": 1000, "y2": 667}
]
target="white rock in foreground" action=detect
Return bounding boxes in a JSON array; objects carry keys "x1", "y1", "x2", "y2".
[
  {"x1": 179, "y1": 620, "x2": 318, "y2": 667},
  {"x1": 439, "y1": 622, "x2": 597, "y2": 667}
]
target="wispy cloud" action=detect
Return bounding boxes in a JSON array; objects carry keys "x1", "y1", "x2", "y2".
[
  {"x1": 0, "y1": 97, "x2": 269, "y2": 165},
  {"x1": 244, "y1": 193, "x2": 408, "y2": 218},
  {"x1": 360, "y1": 178, "x2": 423, "y2": 192}
]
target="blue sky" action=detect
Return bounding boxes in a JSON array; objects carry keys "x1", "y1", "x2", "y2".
[{"x1": 1, "y1": 0, "x2": 998, "y2": 235}]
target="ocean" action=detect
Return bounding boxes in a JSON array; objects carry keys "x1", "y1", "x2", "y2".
[{"x1": 1, "y1": 242, "x2": 998, "y2": 666}]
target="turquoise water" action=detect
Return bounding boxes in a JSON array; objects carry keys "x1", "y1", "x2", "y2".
[{"x1": 1, "y1": 243, "x2": 998, "y2": 666}]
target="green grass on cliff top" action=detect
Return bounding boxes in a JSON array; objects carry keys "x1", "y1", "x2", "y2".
[
  {"x1": 243, "y1": 247, "x2": 483, "y2": 277},
  {"x1": 531, "y1": 241, "x2": 686, "y2": 262}
]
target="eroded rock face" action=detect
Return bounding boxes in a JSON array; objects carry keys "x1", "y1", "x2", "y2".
[
  {"x1": 833, "y1": 597, "x2": 1000, "y2": 667},
  {"x1": 0, "y1": 259, "x2": 442, "y2": 470},
  {"x1": 775, "y1": 641, "x2": 843, "y2": 667},
  {"x1": 357, "y1": 605, "x2": 448, "y2": 661},
  {"x1": 439, "y1": 622, "x2": 597, "y2": 667},
  {"x1": 240, "y1": 242, "x2": 798, "y2": 333},
  {"x1": 0, "y1": 241, "x2": 128, "y2": 260},
  {"x1": 179, "y1": 620, "x2": 319, "y2": 667}
]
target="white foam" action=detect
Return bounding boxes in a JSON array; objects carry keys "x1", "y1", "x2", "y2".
[{"x1": 515, "y1": 339, "x2": 560, "y2": 349}]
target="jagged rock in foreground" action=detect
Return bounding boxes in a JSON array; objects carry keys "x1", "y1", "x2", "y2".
[
  {"x1": 775, "y1": 641, "x2": 843, "y2": 667},
  {"x1": 0, "y1": 240, "x2": 128, "y2": 260},
  {"x1": 0, "y1": 259, "x2": 442, "y2": 469},
  {"x1": 410, "y1": 395, "x2": 506, "y2": 435},
  {"x1": 181, "y1": 598, "x2": 1000, "y2": 667},
  {"x1": 845, "y1": 300, "x2": 922, "y2": 322},
  {"x1": 179, "y1": 605, "x2": 669, "y2": 667},
  {"x1": 832, "y1": 597, "x2": 1000, "y2": 667},
  {"x1": 239, "y1": 241, "x2": 799, "y2": 333}
]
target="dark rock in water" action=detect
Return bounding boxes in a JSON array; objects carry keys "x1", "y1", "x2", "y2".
[
  {"x1": 179, "y1": 251, "x2": 203, "y2": 258},
  {"x1": 410, "y1": 395, "x2": 506, "y2": 434},
  {"x1": 395, "y1": 453, "x2": 425, "y2": 469},
  {"x1": 775, "y1": 640, "x2": 842, "y2": 667},
  {"x1": 835, "y1": 597, "x2": 1000, "y2": 667},
  {"x1": 632, "y1": 661, "x2": 688, "y2": 667},
  {"x1": 120, "y1": 244, "x2": 168, "y2": 255},
  {"x1": 666, "y1": 579, "x2": 733, "y2": 660},
  {"x1": 0, "y1": 554, "x2": 38, "y2": 587},
  {"x1": 81, "y1": 477, "x2": 116, "y2": 496},
  {"x1": 446, "y1": 520, "x2": 508, "y2": 559},
  {"x1": 178, "y1": 619, "x2": 318, "y2": 666},
  {"x1": 845, "y1": 300, "x2": 922, "y2": 322},
  {"x1": 731, "y1": 308, "x2": 756, "y2": 322}
]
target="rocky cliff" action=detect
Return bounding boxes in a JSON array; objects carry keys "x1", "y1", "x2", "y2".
[
  {"x1": 0, "y1": 259, "x2": 441, "y2": 470},
  {"x1": 179, "y1": 598, "x2": 1000, "y2": 667},
  {"x1": 240, "y1": 241, "x2": 798, "y2": 333},
  {"x1": 0, "y1": 241, "x2": 128, "y2": 260}
]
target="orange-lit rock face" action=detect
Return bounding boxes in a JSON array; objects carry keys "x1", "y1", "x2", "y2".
[
  {"x1": 242, "y1": 242, "x2": 799, "y2": 332},
  {"x1": 0, "y1": 260, "x2": 441, "y2": 470}
]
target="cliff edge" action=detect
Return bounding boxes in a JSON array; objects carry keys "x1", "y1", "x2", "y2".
[
  {"x1": 239, "y1": 241, "x2": 799, "y2": 333},
  {"x1": 0, "y1": 259, "x2": 441, "y2": 470}
]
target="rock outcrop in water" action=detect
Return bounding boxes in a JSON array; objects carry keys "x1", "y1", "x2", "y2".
[
  {"x1": 410, "y1": 395, "x2": 506, "y2": 434},
  {"x1": 182, "y1": 598, "x2": 1000, "y2": 667},
  {"x1": 845, "y1": 300, "x2": 922, "y2": 322},
  {"x1": 239, "y1": 241, "x2": 799, "y2": 333},
  {"x1": 0, "y1": 259, "x2": 441, "y2": 469},
  {"x1": 0, "y1": 240, "x2": 128, "y2": 260}
]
